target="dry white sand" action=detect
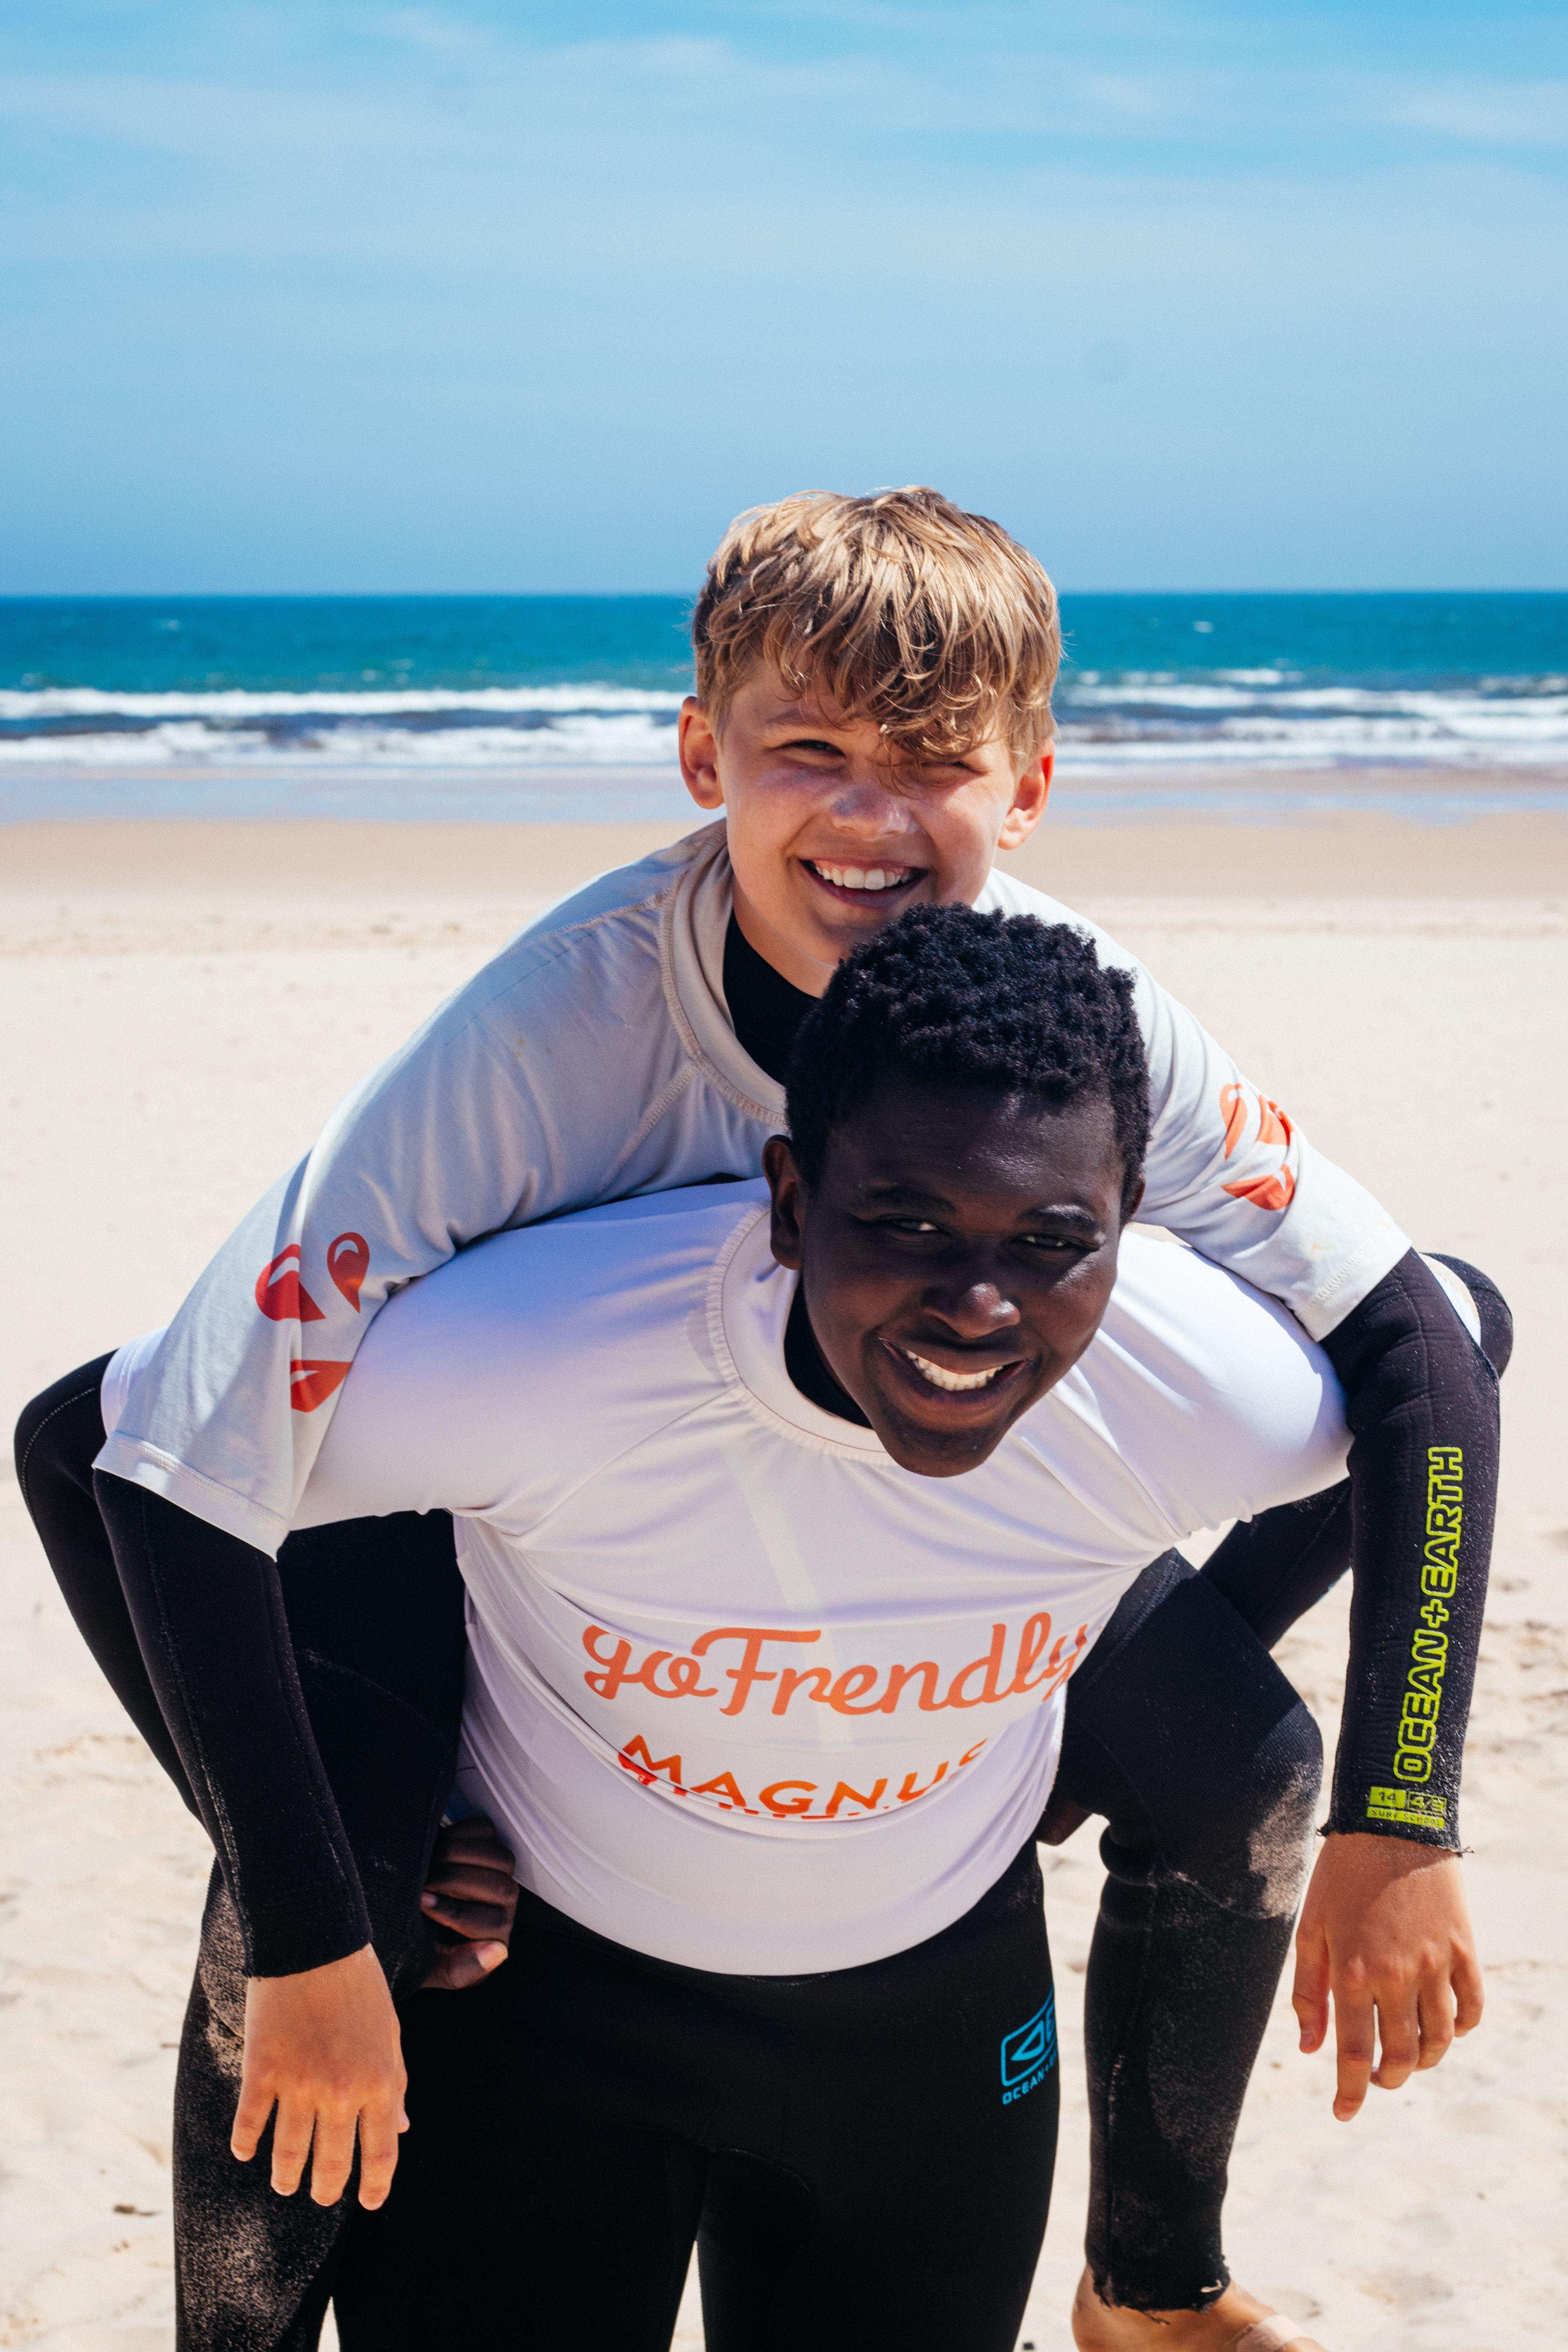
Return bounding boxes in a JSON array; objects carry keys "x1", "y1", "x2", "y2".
[{"x1": 1, "y1": 814, "x2": 1565, "y2": 2349}]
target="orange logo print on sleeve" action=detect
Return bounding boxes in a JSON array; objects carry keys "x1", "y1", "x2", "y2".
[
  {"x1": 255, "y1": 1245, "x2": 325, "y2": 1322},
  {"x1": 256, "y1": 1236, "x2": 369, "y2": 1408},
  {"x1": 1217, "y1": 1082, "x2": 1297, "y2": 1213},
  {"x1": 289, "y1": 1360, "x2": 353, "y2": 1412},
  {"x1": 327, "y1": 1232, "x2": 370, "y2": 1311}
]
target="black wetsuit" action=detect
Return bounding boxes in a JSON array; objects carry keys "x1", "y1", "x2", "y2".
[{"x1": 13, "y1": 917, "x2": 1508, "y2": 2344}]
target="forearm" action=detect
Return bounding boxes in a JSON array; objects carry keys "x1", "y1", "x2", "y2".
[
  {"x1": 1320, "y1": 1251, "x2": 1500, "y2": 1849},
  {"x1": 95, "y1": 1472, "x2": 372, "y2": 1975}
]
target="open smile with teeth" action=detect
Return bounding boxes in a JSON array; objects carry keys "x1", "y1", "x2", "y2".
[
  {"x1": 806, "y1": 860, "x2": 918, "y2": 893},
  {"x1": 904, "y1": 1349, "x2": 1006, "y2": 1393}
]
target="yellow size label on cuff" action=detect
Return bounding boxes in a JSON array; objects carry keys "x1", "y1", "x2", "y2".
[{"x1": 1367, "y1": 1786, "x2": 1448, "y2": 1827}]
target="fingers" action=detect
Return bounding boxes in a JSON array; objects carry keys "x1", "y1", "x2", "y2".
[
  {"x1": 230, "y1": 2077, "x2": 276, "y2": 2165},
  {"x1": 356, "y1": 2080, "x2": 408, "y2": 2211},
  {"x1": 244, "y1": 2085, "x2": 409, "y2": 2205},
  {"x1": 1336, "y1": 1947, "x2": 1479, "y2": 2111},
  {"x1": 1452, "y1": 1946, "x2": 1486, "y2": 2036},
  {"x1": 422, "y1": 1857, "x2": 515, "y2": 1902},
  {"x1": 421, "y1": 1938, "x2": 510, "y2": 1993},
  {"x1": 1330, "y1": 1970, "x2": 1377, "y2": 2120},
  {"x1": 428, "y1": 1819, "x2": 516, "y2": 1884},
  {"x1": 420, "y1": 1837, "x2": 519, "y2": 1957},
  {"x1": 437, "y1": 1815, "x2": 514, "y2": 1860},
  {"x1": 269, "y1": 2092, "x2": 319, "y2": 2197},
  {"x1": 1369, "y1": 1974, "x2": 1422, "y2": 2091},
  {"x1": 308, "y1": 2109, "x2": 361, "y2": 2208},
  {"x1": 421, "y1": 1820, "x2": 519, "y2": 1960},
  {"x1": 421, "y1": 1890, "x2": 513, "y2": 1941},
  {"x1": 1414, "y1": 1977, "x2": 1456, "y2": 2072},
  {"x1": 234, "y1": 1946, "x2": 409, "y2": 2204},
  {"x1": 1291, "y1": 1926, "x2": 1330, "y2": 2056}
]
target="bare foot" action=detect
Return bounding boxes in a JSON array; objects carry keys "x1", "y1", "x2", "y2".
[{"x1": 1072, "y1": 2266, "x2": 1327, "y2": 2351}]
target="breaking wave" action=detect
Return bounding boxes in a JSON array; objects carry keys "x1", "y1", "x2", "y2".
[{"x1": 2, "y1": 675, "x2": 1565, "y2": 773}]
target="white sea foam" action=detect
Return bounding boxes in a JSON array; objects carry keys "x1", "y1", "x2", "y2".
[
  {"x1": 1052, "y1": 674, "x2": 1568, "y2": 767},
  {"x1": 0, "y1": 711, "x2": 682, "y2": 768},
  {"x1": 1, "y1": 676, "x2": 1565, "y2": 773},
  {"x1": 0, "y1": 683, "x2": 686, "y2": 720}
]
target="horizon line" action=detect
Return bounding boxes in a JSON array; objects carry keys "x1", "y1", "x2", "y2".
[{"x1": 3, "y1": 585, "x2": 1567, "y2": 603}]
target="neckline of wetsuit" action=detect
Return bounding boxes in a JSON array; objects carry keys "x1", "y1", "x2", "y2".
[{"x1": 722, "y1": 912, "x2": 816, "y2": 1087}]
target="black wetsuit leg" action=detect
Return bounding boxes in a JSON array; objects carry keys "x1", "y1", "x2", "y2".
[
  {"x1": 15, "y1": 1362, "x2": 466, "y2": 2352},
  {"x1": 1051, "y1": 1250, "x2": 1513, "y2": 2313},
  {"x1": 332, "y1": 1841, "x2": 1058, "y2": 2352},
  {"x1": 14, "y1": 1355, "x2": 194, "y2": 1796},
  {"x1": 1052, "y1": 1552, "x2": 1323, "y2": 2312}
]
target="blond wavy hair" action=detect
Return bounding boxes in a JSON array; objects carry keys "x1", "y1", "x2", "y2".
[{"x1": 691, "y1": 487, "x2": 1060, "y2": 764}]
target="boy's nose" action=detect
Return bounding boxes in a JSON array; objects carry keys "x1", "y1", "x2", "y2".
[
  {"x1": 827, "y1": 772, "x2": 921, "y2": 838},
  {"x1": 923, "y1": 1278, "x2": 1021, "y2": 1339}
]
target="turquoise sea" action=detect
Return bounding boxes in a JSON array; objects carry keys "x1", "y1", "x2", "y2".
[{"x1": 3, "y1": 592, "x2": 1565, "y2": 822}]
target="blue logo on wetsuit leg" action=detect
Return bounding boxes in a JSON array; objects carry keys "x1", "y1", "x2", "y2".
[{"x1": 999, "y1": 1993, "x2": 1057, "y2": 2105}]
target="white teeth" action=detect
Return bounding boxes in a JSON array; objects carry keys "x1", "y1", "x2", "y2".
[
  {"x1": 905, "y1": 1349, "x2": 1003, "y2": 1393},
  {"x1": 811, "y1": 862, "x2": 914, "y2": 892}
]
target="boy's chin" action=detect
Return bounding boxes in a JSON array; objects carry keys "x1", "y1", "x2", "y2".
[{"x1": 864, "y1": 1396, "x2": 1016, "y2": 1479}]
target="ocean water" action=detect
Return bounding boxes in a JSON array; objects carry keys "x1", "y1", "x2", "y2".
[{"x1": 3, "y1": 592, "x2": 1565, "y2": 822}]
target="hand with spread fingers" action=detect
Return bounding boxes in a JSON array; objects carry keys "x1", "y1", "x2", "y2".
[
  {"x1": 231, "y1": 1945, "x2": 408, "y2": 2209},
  {"x1": 1292, "y1": 1831, "x2": 1484, "y2": 2121},
  {"x1": 419, "y1": 1814, "x2": 518, "y2": 1991}
]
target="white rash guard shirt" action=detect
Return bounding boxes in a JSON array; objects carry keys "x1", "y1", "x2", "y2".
[
  {"x1": 251, "y1": 1185, "x2": 1351, "y2": 1977},
  {"x1": 96, "y1": 821, "x2": 1405, "y2": 1561}
]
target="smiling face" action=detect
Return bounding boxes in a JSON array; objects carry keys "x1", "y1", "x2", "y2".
[
  {"x1": 679, "y1": 665, "x2": 1052, "y2": 996},
  {"x1": 763, "y1": 1078, "x2": 1137, "y2": 1477}
]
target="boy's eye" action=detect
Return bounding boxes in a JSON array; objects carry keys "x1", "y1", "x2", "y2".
[
  {"x1": 780, "y1": 736, "x2": 843, "y2": 758},
  {"x1": 1020, "y1": 1233, "x2": 1089, "y2": 1255}
]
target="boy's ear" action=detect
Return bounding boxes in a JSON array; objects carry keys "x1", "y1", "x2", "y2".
[
  {"x1": 679, "y1": 697, "x2": 725, "y2": 811},
  {"x1": 763, "y1": 1134, "x2": 806, "y2": 1269},
  {"x1": 996, "y1": 747, "x2": 1052, "y2": 853}
]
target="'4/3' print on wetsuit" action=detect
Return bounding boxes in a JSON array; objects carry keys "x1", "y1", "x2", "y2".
[
  {"x1": 1367, "y1": 1443, "x2": 1462, "y2": 1830},
  {"x1": 1000, "y1": 1994, "x2": 1058, "y2": 2106}
]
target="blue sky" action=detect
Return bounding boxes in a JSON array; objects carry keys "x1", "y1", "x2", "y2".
[{"x1": 3, "y1": 1, "x2": 1565, "y2": 591}]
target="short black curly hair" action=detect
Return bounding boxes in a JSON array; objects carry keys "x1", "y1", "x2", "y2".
[{"x1": 784, "y1": 904, "x2": 1149, "y2": 1213}]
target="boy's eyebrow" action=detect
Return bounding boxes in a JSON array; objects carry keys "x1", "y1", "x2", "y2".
[
  {"x1": 764, "y1": 707, "x2": 985, "y2": 763},
  {"x1": 852, "y1": 1179, "x2": 1106, "y2": 1230},
  {"x1": 762, "y1": 703, "x2": 846, "y2": 729},
  {"x1": 853, "y1": 1179, "x2": 957, "y2": 1211}
]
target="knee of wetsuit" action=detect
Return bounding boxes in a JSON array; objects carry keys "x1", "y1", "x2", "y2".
[
  {"x1": 1101, "y1": 1698, "x2": 1323, "y2": 1922},
  {"x1": 1242, "y1": 1699, "x2": 1323, "y2": 1919},
  {"x1": 1427, "y1": 1253, "x2": 1513, "y2": 1380},
  {"x1": 14, "y1": 1355, "x2": 113, "y2": 1518}
]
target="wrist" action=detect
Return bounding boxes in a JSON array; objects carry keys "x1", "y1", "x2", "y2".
[
  {"x1": 243, "y1": 1896, "x2": 375, "y2": 1981},
  {"x1": 1316, "y1": 1828, "x2": 1463, "y2": 1876},
  {"x1": 1321, "y1": 1814, "x2": 1461, "y2": 1855}
]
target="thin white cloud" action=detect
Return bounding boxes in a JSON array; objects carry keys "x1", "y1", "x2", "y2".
[{"x1": 1386, "y1": 80, "x2": 1568, "y2": 149}]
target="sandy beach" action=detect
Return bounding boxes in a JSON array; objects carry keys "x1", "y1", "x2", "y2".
[{"x1": 2, "y1": 799, "x2": 1565, "y2": 2349}]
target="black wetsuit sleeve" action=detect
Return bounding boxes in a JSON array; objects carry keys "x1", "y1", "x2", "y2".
[
  {"x1": 1319, "y1": 1249, "x2": 1498, "y2": 1850},
  {"x1": 94, "y1": 1471, "x2": 373, "y2": 1976}
]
